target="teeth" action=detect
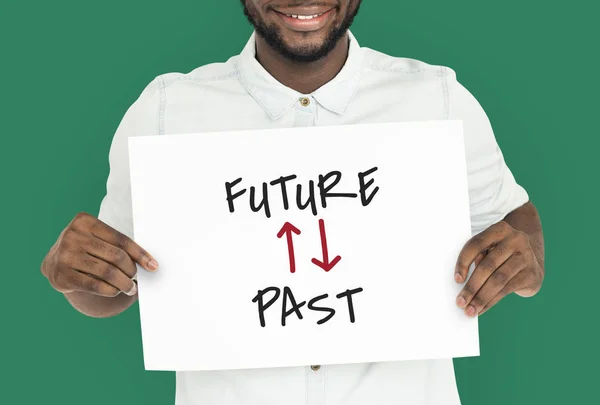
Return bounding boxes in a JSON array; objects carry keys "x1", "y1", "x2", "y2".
[{"x1": 286, "y1": 13, "x2": 323, "y2": 19}]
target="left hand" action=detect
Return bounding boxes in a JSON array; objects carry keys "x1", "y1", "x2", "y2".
[{"x1": 454, "y1": 220, "x2": 544, "y2": 317}]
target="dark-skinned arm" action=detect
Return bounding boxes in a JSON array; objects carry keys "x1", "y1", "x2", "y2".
[
  {"x1": 41, "y1": 212, "x2": 158, "y2": 318},
  {"x1": 454, "y1": 201, "x2": 544, "y2": 316}
]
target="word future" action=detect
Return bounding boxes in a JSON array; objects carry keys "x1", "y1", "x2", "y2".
[
  {"x1": 225, "y1": 167, "x2": 379, "y2": 328},
  {"x1": 225, "y1": 167, "x2": 380, "y2": 218}
]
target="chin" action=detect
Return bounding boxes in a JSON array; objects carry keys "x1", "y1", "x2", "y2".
[{"x1": 281, "y1": 34, "x2": 328, "y2": 50}]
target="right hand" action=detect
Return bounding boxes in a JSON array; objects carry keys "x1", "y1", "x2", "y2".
[{"x1": 42, "y1": 212, "x2": 158, "y2": 298}]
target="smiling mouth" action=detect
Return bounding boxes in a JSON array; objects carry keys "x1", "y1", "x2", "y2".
[
  {"x1": 278, "y1": 12, "x2": 325, "y2": 19},
  {"x1": 272, "y1": 7, "x2": 336, "y2": 31}
]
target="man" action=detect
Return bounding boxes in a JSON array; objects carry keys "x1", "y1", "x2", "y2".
[{"x1": 41, "y1": 1, "x2": 545, "y2": 404}]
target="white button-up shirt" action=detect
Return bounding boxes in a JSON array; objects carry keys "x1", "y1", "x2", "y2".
[{"x1": 98, "y1": 31, "x2": 528, "y2": 405}]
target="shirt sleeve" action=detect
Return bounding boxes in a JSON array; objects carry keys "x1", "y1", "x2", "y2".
[
  {"x1": 97, "y1": 77, "x2": 160, "y2": 239},
  {"x1": 446, "y1": 70, "x2": 529, "y2": 235}
]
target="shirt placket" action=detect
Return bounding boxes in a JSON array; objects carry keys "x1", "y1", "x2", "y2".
[
  {"x1": 292, "y1": 95, "x2": 326, "y2": 405},
  {"x1": 306, "y1": 364, "x2": 326, "y2": 405}
]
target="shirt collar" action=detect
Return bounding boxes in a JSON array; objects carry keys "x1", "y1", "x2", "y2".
[{"x1": 237, "y1": 31, "x2": 364, "y2": 120}]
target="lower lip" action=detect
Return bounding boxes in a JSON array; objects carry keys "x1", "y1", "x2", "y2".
[{"x1": 274, "y1": 8, "x2": 335, "y2": 32}]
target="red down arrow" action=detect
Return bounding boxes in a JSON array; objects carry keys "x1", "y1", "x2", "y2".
[{"x1": 311, "y1": 219, "x2": 342, "y2": 272}]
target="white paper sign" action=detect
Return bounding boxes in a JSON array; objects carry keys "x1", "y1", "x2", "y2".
[{"x1": 128, "y1": 120, "x2": 479, "y2": 371}]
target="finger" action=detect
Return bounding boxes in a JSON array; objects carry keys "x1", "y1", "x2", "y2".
[
  {"x1": 465, "y1": 254, "x2": 527, "y2": 316},
  {"x1": 478, "y1": 294, "x2": 503, "y2": 316},
  {"x1": 82, "y1": 216, "x2": 158, "y2": 272},
  {"x1": 455, "y1": 221, "x2": 511, "y2": 283},
  {"x1": 79, "y1": 233, "x2": 137, "y2": 278},
  {"x1": 474, "y1": 252, "x2": 485, "y2": 268},
  {"x1": 72, "y1": 253, "x2": 137, "y2": 296},
  {"x1": 455, "y1": 251, "x2": 485, "y2": 283},
  {"x1": 54, "y1": 268, "x2": 120, "y2": 297},
  {"x1": 456, "y1": 239, "x2": 513, "y2": 310},
  {"x1": 473, "y1": 244, "x2": 496, "y2": 274},
  {"x1": 479, "y1": 271, "x2": 530, "y2": 315}
]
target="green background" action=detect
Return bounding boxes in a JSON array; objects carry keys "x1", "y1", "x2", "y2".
[{"x1": 2, "y1": 0, "x2": 598, "y2": 404}]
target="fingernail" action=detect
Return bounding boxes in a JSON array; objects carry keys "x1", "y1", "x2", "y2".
[
  {"x1": 456, "y1": 296, "x2": 467, "y2": 308},
  {"x1": 148, "y1": 260, "x2": 159, "y2": 271},
  {"x1": 465, "y1": 306, "x2": 476, "y2": 317},
  {"x1": 454, "y1": 273, "x2": 463, "y2": 283},
  {"x1": 126, "y1": 283, "x2": 138, "y2": 296}
]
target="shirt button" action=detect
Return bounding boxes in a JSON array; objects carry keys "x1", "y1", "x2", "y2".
[
  {"x1": 299, "y1": 97, "x2": 311, "y2": 107},
  {"x1": 310, "y1": 365, "x2": 321, "y2": 371}
]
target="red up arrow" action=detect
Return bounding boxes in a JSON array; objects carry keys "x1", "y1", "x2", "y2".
[
  {"x1": 277, "y1": 222, "x2": 301, "y2": 273},
  {"x1": 311, "y1": 219, "x2": 342, "y2": 272}
]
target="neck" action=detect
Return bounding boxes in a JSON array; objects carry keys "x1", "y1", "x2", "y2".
[{"x1": 255, "y1": 33, "x2": 350, "y2": 94}]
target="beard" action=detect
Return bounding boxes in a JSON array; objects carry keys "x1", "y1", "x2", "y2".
[{"x1": 241, "y1": 1, "x2": 361, "y2": 63}]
